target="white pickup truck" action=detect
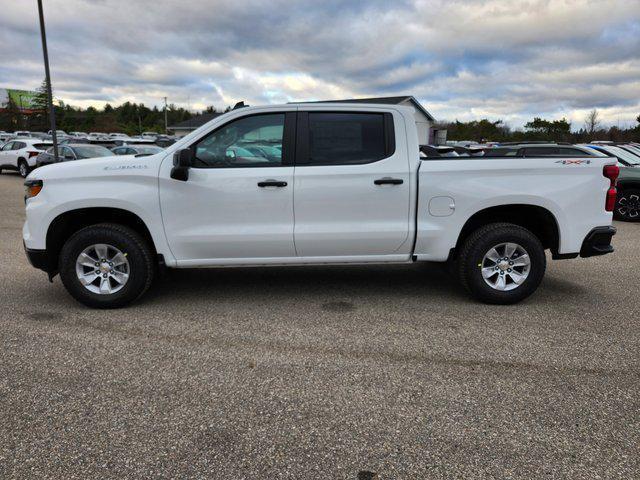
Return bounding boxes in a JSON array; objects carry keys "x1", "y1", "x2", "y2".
[{"x1": 23, "y1": 103, "x2": 618, "y2": 308}]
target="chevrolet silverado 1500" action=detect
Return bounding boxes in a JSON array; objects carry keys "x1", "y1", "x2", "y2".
[{"x1": 23, "y1": 103, "x2": 618, "y2": 308}]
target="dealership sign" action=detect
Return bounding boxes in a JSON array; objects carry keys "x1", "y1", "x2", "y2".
[{"x1": 0, "y1": 88, "x2": 39, "y2": 112}]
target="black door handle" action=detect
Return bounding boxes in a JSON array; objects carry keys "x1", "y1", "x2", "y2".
[
  {"x1": 374, "y1": 177, "x2": 403, "y2": 185},
  {"x1": 258, "y1": 180, "x2": 288, "y2": 187}
]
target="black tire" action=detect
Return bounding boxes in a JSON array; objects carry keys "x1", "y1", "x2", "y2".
[
  {"x1": 59, "y1": 223, "x2": 155, "y2": 308},
  {"x1": 615, "y1": 189, "x2": 640, "y2": 221},
  {"x1": 457, "y1": 223, "x2": 546, "y2": 305},
  {"x1": 18, "y1": 159, "x2": 30, "y2": 178}
]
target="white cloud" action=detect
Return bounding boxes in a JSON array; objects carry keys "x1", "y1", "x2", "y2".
[{"x1": 0, "y1": 0, "x2": 638, "y2": 127}]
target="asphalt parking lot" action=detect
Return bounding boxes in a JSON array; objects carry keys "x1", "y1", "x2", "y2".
[{"x1": 0, "y1": 172, "x2": 638, "y2": 479}]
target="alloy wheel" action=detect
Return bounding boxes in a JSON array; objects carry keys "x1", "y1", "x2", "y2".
[
  {"x1": 481, "y1": 242, "x2": 531, "y2": 291},
  {"x1": 75, "y1": 243, "x2": 130, "y2": 294}
]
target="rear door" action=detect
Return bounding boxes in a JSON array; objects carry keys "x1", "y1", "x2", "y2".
[{"x1": 293, "y1": 110, "x2": 412, "y2": 258}]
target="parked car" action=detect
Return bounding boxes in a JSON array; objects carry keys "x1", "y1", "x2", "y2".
[
  {"x1": 486, "y1": 143, "x2": 604, "y2": 158},
  {"x1": 420, "y1": 145, "x2": 460, "y2": 157},
  {"x1": 88, "y1": 132, "x2": 109, "y2": 140},
  {"x1": 23, "y1": 103, "x2": 618, "y2": 308},
  {"x1": 583, "y1": 144, "x2": 640, "y2": 167},
  {"x1": 153, "y1": 135, "x2": 177, "y2": 148},
  {"x1": 141, "y1": 131, "x2": 159, "y2": 138},
  {"x1": 111, "y1": 145, "x2": 164, "y2": 156},
  {"x1": 112, "y1": 138, "x2": 156, "y2": 147},
  {"x1": 0, "y1": 133, "x2": 16, "y2": 144},
  {"x1": 584, "y1": 144, "x2": 640, "y2": 221},
  {"x1": 35, "y1": 144, "x2": 115, "y2": 168},
  {"x1": 14, "y1": 130, "x2": 32, "y2": 137},
  {"x1": 0, "y1": 138, "x2": 52, "y2": 176},
  {"x1": 615, "y1": 144, "x2": 640, "y2": 158},
  {"x1": 47, "y1": 130, "x2": 68, "y2": 137}
]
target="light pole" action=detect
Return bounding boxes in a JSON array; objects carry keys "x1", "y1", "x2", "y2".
[
  {"x1": 163, "y1": 96, "x2": 168, "y2": 134},
  {"x1": 37, "y1": 0, "x2": 59, "y2": 162}
]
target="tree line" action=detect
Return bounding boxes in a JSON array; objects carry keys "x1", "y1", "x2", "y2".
[
  {"x1": 2, "y1": 81, "x2": 639, "y2": 142},
  {"x1": 441, "y1": 109, "x2": 640, "y2": 143}
]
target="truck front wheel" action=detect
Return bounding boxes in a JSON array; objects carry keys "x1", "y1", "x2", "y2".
[
  {"x1": 59, "y1": 223, "x2": 155, "y2": 308},
  {"x1": 457, "y1": 223, "x2": 546, "y2": 304}
]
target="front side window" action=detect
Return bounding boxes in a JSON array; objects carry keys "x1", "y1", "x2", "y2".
[
  {"x1": 2, "y1": 142, "x2": 14, "y2": 151},
  {"x1": 307, "y1": 113, "x2": 387, "y2": 165},
  {"x1": 192, "y1": 114, "x2": 285, "y2": 168}
]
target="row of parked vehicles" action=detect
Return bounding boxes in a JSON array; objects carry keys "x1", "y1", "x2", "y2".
[
  {"x1": 0, "y1": 136, "x2": 165, "y2": 177},
  {"x1": 0, "y1": 129, "x2": 176, "y2": 144},
  {"x1": 421, "y1": 141, "x2": 640, "y2": 221}
]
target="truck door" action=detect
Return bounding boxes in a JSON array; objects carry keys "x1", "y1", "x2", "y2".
[
  {"x1": 293, "y1": 111, "x2": 412, "y2": 258},
  {"x1": 159, "y1": 112, "x2": 297, "y2": 264}
]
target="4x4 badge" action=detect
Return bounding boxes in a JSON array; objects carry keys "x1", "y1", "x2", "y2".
[{"x1": 555, "y1": 159, "x2": 591, "y2": 165}]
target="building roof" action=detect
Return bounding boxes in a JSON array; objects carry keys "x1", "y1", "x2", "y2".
[
  {"x1": 304, "y1": 95, "x2": 435, "y2": 121},
  {"x1": 169, "y1": 112, "x2": 224, "y2": 130}
]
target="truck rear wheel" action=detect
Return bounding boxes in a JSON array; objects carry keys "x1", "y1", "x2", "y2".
[
  {"x1": 59, "y1": 223, "x2": 155, "y2": 308},
  {"x1": 457, "y1": 223, "x2": 546, "y2": 304}
]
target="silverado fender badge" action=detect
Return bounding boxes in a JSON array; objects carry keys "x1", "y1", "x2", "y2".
[
  {"x1": 555, "y1": 159, "x2": 591, "y2": 165},
  {"x1": 104, "y1": 164, "x2": 149, "y2": 171}
]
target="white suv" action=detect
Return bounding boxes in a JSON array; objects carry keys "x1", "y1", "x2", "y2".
[{"x1": 0, "y1": 138, "x2": 53, "y2": 177}]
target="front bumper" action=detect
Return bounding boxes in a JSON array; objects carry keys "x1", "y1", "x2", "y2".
[
  {"x1": 580, "y1": 226, "x2": 616, "y2": 258},
  {"x1": 24, "y1": 242, "x2": 57, "y2": 279}
]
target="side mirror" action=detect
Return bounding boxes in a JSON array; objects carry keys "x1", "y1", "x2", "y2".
[{"x1": 171, "y1": 149, "x2": 192, "y2": 181}]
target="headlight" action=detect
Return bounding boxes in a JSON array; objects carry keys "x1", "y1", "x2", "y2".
[{"x1": 24, "y1": 179, "x2": 43, "y2": 199}]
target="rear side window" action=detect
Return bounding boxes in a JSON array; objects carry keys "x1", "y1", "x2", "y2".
[
  {"x1": 15, "y1": 142, "x2": 26, "y2": 149},
  {"x1": 302, "y1": 112, "x2": 393, "y2": 165}
]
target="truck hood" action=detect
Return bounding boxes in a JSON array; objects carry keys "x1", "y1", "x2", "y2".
[{"x1": 27, "y1": 153, "x2": 165, "y2": 181}]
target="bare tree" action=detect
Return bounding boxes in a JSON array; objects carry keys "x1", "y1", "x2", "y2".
[{"x1": 584, "y1": 109, "x2": 601, "y2": 136}]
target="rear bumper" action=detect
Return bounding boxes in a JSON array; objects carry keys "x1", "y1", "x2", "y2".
[{"x1": 580, "y1": 226, "x2": 616, "y2": 258}]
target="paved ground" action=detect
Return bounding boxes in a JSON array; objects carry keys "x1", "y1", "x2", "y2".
[{"x1": 0, "y1": 172, "x2": 638, "y2": 479}]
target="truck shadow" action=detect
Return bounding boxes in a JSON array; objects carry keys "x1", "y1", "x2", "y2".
[{"x1": 146, "y1": 262, "x2": 466, "y2": 305}]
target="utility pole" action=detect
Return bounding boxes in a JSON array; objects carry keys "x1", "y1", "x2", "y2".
[
  {"x1": 37, "y1": 0, "x2": 59, "y2": 162},
  {"x1": 163, "y1": 96, "x2": 168, "y2": 134},
  {"x1": 18, "y1": 94, "x2": 24, "y2": 129}
]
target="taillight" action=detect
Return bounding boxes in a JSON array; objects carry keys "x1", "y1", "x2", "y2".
[
  {"x1": 27, "y1": 151, "x2": 39, "y2": 158},
  {"x1": 603, "y1": 165, "x2": 619, "y2": 212}
]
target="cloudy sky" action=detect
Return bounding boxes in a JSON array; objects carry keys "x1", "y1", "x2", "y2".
[{"x1": 1, "y1": 0, "x2": 639, "y2": 128}]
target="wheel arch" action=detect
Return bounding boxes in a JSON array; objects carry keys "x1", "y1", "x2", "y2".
[
  {"x1": 46, "y1": 207, "x2": 158, "y2": 271},
  {"x1": 453, "y1": 204, "x2": 560, "y2": 257}
]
